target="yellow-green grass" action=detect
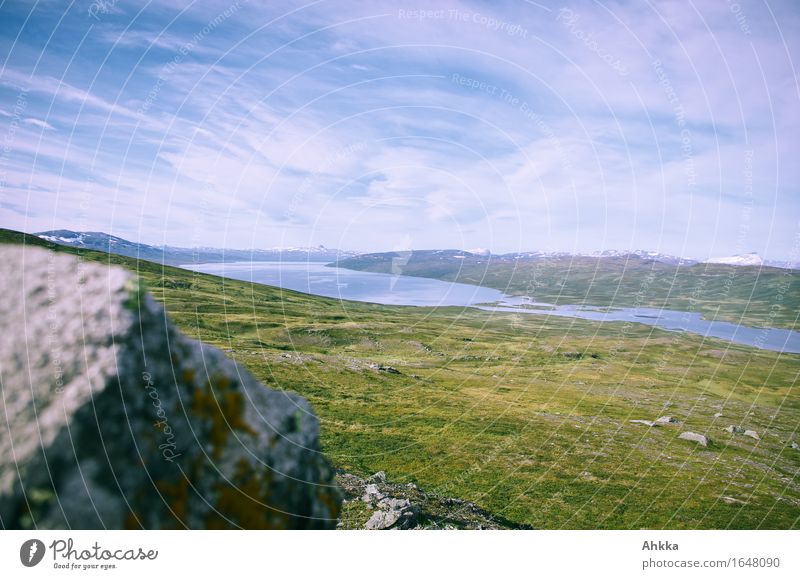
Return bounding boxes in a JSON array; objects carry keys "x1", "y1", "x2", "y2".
[{"x1": 4, "y1": 228, "x2": 799, "y2": 529}]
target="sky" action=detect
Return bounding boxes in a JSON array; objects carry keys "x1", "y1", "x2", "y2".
[{"x1": 0, "y1": 0, "x2": 798, "y2": 259}]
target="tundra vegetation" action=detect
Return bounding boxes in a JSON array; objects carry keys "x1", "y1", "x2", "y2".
[{"x1": 4, "y1": 229, "x2": 798, "y2": 529}]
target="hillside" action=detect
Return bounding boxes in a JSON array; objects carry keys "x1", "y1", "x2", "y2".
[
  {"x1": 334, "y1": 250, "x2": 800, "y2": 330},
  {"x1": 35, "y1": 229, "x2": 356, "y2": 264},
  {"x1": 3, "y1": 228, "x2": 798, "y2": 529}
]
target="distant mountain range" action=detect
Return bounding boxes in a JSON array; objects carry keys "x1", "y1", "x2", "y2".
[
  {"x1": 36, "y1": 230, "x2": 358, "y2": 264},
  {"x1": 332, "y1": 248, "x2": 702, "y2": 275},
  {"x1": 34, "y1": 230, "x2": 792, "y2": 270},
  {"x1": 334, "y1": 247, "x2": 789, "y2": 268},
  {"x1": 508, "y1": 249, "x2": 695, "y2": 265}
]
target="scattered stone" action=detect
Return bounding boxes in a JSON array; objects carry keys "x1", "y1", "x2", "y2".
[
  {"x1": 743, "y1": 430, "x2": 760, "y2": 440},
  {"x1": 721, "y1": 496, "x2": 747, "y2": 505},
  {"x1": 679, "y1": 432, "x2": 709, "y2": 447},
  {"x1": 655, "y1": 416, "x2": 679, "y2": 425},
  {"x1": 0, "y1": 246, "x2": 341, "y2": 529},
  {"x1": 724, "y1": 425, "x2": 745, "y2": 434},
  {"x1": 790, "y1": 442, "x2": 799, "y2": 450},
  {"x1": 368, "y1": 364, "x2": 401, "y2": 374},
  {"x1": 631, "y1": 417, "x2": 679, "y2": 427}
]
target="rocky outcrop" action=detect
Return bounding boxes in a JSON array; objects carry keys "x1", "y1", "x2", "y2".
[
  {"x1": 0, "y1": 246, "x2": 341, "y2": 529},
  {"x1": 365, "y1": 497, "x2": 419, "y2": 530},
  {"x1": 336, "y1": 471, "x2": 531, "y2": 530},
  {"x1": 356, "y1": 471, "x2": 419, "y2": 529}
]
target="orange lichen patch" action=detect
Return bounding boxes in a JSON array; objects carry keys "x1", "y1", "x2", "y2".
[
  {"x1": 207, "y1": 459, "x2": 279, "y2": 529},
  {"x1": 224, "y1": 390, "x2": 257, "y2": 434},
  {"x1": 182, "y1": 368, "x2": 195, "y2": 385},
  {"x1": 190, "y1": 375, "x2": 256, "y2": 458},
  {"x1": 124, "y1": 510, "x2": 141, "y2": 529},
  {"x1": 156, "y1": 476, "x2": 189, "y2": 527}
]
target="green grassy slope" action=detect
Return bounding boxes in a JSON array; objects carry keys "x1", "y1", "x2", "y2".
[
  {"x1": 335, "y1": 252, "x2": 800, "y2": 330},
  {"x1": 3, "y1": 228, "x2": 799, "y2": 529}
]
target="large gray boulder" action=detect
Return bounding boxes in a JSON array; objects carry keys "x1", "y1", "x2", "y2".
[
  {"x1": 0, "y1": 245, "x2": 341, "y2": 529},
  {"x1": 678, "y1": 432, "x2": 709, "y2": 447}
]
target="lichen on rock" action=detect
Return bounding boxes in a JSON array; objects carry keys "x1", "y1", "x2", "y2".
[{"x1": 0, "y1": 245, "x2": 341, "y2": 529}]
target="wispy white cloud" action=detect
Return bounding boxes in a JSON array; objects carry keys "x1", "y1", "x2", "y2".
[
  {"x1": 0, "y1": 0, "x2": 797, "y2": 257},
  {"x1": 22, "y1": 117, "x2": 55, "y2": 130}
]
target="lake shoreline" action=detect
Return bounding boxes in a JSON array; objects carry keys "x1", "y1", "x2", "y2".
[{"x1": 179, "y1": 261, "x2": 800, "y2": 354}]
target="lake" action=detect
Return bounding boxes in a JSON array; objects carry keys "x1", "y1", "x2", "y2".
[{"x1": 181, "y1": 261, "x2": 800, "y2": 354}]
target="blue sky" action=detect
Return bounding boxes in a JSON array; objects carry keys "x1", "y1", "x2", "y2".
[{"x1": 0, "y1": 0, "x2": 798, "y2": 259}]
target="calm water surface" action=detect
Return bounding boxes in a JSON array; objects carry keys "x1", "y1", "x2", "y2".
[{"x1": 181, "y1": 261, "x2": 800, "y2": 354}]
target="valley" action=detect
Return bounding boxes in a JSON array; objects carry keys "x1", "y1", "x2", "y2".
[
  {"x1": 336, "y1": 250, "x2": 800, "y2": 330},
  {"x1": 5, "y1": 228, "x2": 799, "y2": 529}
]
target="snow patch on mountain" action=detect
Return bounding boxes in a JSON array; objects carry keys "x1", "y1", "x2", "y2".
[{"x1": 704, "y1": 253, "x2": 763, "y2": 266}]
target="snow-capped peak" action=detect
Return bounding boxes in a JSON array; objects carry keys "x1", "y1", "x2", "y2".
[{"x1": 704, "y1": 252, "x2": 763, "y2": 266}]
